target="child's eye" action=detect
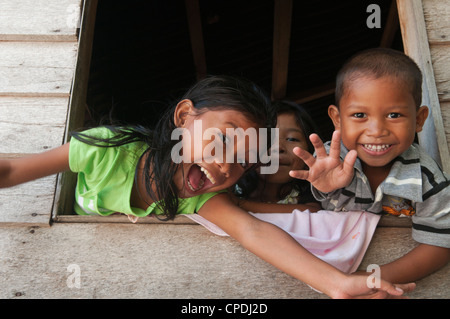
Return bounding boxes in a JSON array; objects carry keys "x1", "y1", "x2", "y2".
[
  {"x1": 352, "y1": 113, "x2": 366, "y2": 118},
  {"x1": 218, "y1": 132, "x2": 230, "y2": 145},
  {"x1": 387, "y1": 113, "x2": 402, "y2": 119},
  {"x1": 286, "y1": 137, "x2": 300, "y2": 142}
]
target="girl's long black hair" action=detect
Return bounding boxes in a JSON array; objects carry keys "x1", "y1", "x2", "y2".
[{"x1": 71, "y1": 75, "x2": 274, "y2": 220}]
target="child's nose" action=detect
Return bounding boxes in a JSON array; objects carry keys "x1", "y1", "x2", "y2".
[
  {"x1": 367, "y1": 118, "x2": 389, "y2": 137},
  {"x1": 214, "y1": 158, "x2": 231, "y2": 178}
]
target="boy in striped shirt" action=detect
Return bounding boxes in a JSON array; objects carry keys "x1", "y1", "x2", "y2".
[{"x1": 290, "y1": 48, "x2": 450, "y2": 283}]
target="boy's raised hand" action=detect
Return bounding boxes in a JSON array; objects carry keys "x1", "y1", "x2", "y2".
[{"x1": 289, "y1": 130, "x2": 357, "y2": 193}]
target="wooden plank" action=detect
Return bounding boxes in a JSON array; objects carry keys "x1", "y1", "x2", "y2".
[
  {"x1": 1, "y1": 223, "x2": 448, "y2": 298},
  {"x1": 0, "y1": 0, "x2": 82, "y2": 42},
  {"x1": 0, "y1": 104, "x2": 65, "y2": 226},
  {"x1": 0, "y1": 223, "x2": 321, "y2": 298},
  {"x1": 422, "y1": 0, "x2": 450, "y2": 168},
  {"x1": 53, "y1": 0, "x2": 98, "y2": 219},
  {"x1": 185, "y1": 0, "x2": 207, "y2": 80},
  {"x1": 55, "y1": 211, "x2": 412, "y2": 228},
  {"x1": 397, "y1": 0, "x2": 450, "y2": 173},
  {"x1": 430, "y1": 45, "x2": 450, "y2": 102},
  {"x1": 380, "y1": 0, "x2": 399, "y2": 48},
  {"x1": 271, "y1": 0, "x2": 293, "y2": 100},
  {"x1": 0, "y1": 42, "x2": 78, "y2": 96},
  {"x1": 288, "y1": 82, "x2": 335, "y2": 104},
  {"x1": 422, "y1": 0, "x2": 450, "y2": 44},
  {"x1": 55, "y1": 214, "x2": 199, "y2": 224},
  {"x1": 64, "y1": 0, "x2": 98, "y2": 139},
  {"x1": 0, "y1": 175, "x2": 55, "y2": 226},
  {"x1": 377, "y1": 215, "x2": 412, "y2": 227},
  {"x1": 0, "y1": 2, "x2": 83, "y2": 226},
  {"x1": 0, "y1": 123, "x2": 64, "y2": 155},
  {"x1": 441, "y1": 101, "x2": 450, "y2": 149},
  {"x1": 0, "y1": 97, "x2": 68, "y2": 154}
]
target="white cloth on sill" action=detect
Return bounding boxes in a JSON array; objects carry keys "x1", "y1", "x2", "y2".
[{"x1": 185, "y1": 209, "x2": 380, "y2": 274}]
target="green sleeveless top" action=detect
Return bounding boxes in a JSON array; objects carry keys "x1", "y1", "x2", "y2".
[{"x1": 68, "y1": 127, "x2": 221, "y2": 217}]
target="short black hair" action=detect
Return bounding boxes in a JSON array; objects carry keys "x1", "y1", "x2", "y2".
[{"x1": 335, "y1": 48, "x2": 423, "y2": 108}]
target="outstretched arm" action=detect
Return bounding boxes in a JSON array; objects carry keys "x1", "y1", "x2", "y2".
[
  {"x1": 289, "y1": 131, "x2": 357, "y2": 193},
  {"x1": 0, "y1": 143, "x2": 71, "y2": 188},
  {"x1": 198, "y1": 193, "x2": 415, "y2": 299},
  {"x1": 376, "y1": 244, "x2": 450, "y2": 283}
]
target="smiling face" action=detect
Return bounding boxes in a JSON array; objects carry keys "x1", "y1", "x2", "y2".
[
  {"x1": 264, "y1": 112, "x2": 309, "y2": 185},
  {"x1": 329, "y1": 76, "x2": 428, "y2": 171},
  {"x1": 173, "y1": 99, "x2": 260, "y2": 198}
]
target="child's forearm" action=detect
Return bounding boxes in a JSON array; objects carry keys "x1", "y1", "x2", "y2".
[
  {"x1": 234, "y1": 217, "x2": 416, "y2": 298},
  {"x1": 0, "y1": 143, "x2": 70, "y2": 188},
  {"x1": 199, "y1": 194, "x2": 414, "y2": 298},
  {"x1": 0, "y1": 159, "x2": 13, "y2": 188},
  {"x1": 378, "y1": 244, "x2": 450, "y2": 283},
  {"x1": 199, "y1": 195, "x2": 343, "y2": 294},
  {"x1": 236, "y1": 217, "x2": 348, "y2": 295}
]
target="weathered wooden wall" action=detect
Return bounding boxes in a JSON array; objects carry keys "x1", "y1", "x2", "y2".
[
  {"x1": 398, "y1": 0, "x2": 450, "y2": 173},
  {"x1": 422, "y1": 0, "x2": 450, "y2": 169},
  {"x1": 0, "y1": 0, "x2": 81, "y2": 225},
  {"x1": 0, "y1": 220, "x2": 448, "y2": 299}
]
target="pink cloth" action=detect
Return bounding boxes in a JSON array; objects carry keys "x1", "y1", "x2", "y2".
[{"x1": 185, "y1": 209, "x2": 380, "y2": 274}]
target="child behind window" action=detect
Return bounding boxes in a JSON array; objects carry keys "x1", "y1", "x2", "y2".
[{"x1": 234, "y1": 100, "x2": 321, "y2": 212}]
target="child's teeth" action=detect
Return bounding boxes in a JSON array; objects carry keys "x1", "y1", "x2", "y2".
[
  {"x1": 187, "y1": 178, "x2": 204, "y2": 192},
  {"x1": 187, "y1": 179, "x2": 195, "y2": 191},
  {"x1": 364, "y1": 144, "x2": 390, "y2": 151},
  {"x1": 200, "y1": 167, "x2": 216, "y2": 184}
]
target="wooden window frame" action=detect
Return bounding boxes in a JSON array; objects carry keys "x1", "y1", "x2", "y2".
[{"x1": 54, "y1": 0, "x2": 449, "y2": 225}]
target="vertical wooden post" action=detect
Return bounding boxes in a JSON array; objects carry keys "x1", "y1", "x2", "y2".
[
  {"x1": 271, "y1": 0, "x2": 293, "y2": 100},
  {"x1": 185, "y1": 0, "x2": 207, "y2": 80},
  {"x1": 54, "y1": 0, "x2": 99, "y2": 217},
  {"x1": 380, "y1": 0, "x2": 399, "y2": 47},
  {"x1": 397, "y1": 0, "x2": 450, "y2": 172}
]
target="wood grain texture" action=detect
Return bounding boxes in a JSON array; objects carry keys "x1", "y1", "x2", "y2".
[
  {"x1": 0, "y1": 97, "x2": 68, "y2": 154},
  {"x1": 0, "y1": 0, "x2": 82, "y2": 41},
  {"x1": 0, "y1": 42, "x2": 78, "y2": 96}
]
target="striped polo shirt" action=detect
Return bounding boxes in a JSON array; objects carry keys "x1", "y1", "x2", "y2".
[{"x1": 312, "y1": 142, "x2": 450, "y2": 248}]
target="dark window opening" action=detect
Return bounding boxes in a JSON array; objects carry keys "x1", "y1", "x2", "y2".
[
  {"x1": 56, "y1": 0, "x2": 403, "y2": 218},
  {"x1": 85, "y1": 0, "x2": 403, "y2": 140}
]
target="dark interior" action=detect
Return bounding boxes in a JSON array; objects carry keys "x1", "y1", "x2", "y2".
[{"x1": 85, "y1": 0, "x2": 403, "y2": 140}]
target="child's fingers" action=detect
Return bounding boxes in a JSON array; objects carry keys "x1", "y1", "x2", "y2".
[
  {"x1": 309, "y1": 134, "x2": 328, "y2": 158},
  {"x1": 394, "y1": 282, "x2": 416, "y2": 294},
  {"x1": 354, "y1": 281, "x2": 415, "y2": 299},
  {"x1": 292, "y1": 146, "x2": 316, "y2": 168},
  {"x1": 378, "y1": 281, "x2": 416, "y2": 298},
  {"x1": 289, "y1": 169, "x2": 309, "y2": 180},
  {"x1": 342, "y1": 149, "x2": 357, "y2": 176},
  {"x1": 328, "y1": 130, "x2": 342, "y2": 159}
]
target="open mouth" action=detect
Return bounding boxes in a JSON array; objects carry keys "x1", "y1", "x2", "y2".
[{"x1": 186, "y1": 164, "x2": 216, "y2": 193}]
